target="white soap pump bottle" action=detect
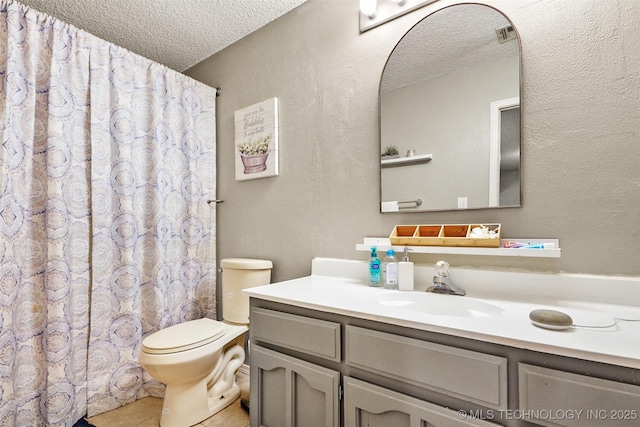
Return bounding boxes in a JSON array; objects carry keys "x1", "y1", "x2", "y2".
[{"x1": 398, "y1": 247, "x2": 414, "y2": 291}]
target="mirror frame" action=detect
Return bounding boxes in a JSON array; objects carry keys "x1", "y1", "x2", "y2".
[{"x1": 379, "y1": 3, "x2": 523, "y2": 213}]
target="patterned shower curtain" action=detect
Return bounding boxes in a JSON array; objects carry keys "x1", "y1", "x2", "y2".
[
  {"x1": 0, "y1": 1, "x2": 217, "y2": 425},
  {"x1": 0, "y1": 2, "x2": 92, "y2": 425},
  {"x1": 85, "y1": 35, "x2": 217, "y2": 417}
]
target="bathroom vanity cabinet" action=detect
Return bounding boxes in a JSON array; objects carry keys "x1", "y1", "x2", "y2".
[
  {"x1": 249, "y1": 299, "x2": 640, "y2": 427},
  {"x1": 251, "y1": 345, "x2": 340, "y2": 427},
  {"x1": 250, "y1": 307, "x2": 342, "y2": 427}
]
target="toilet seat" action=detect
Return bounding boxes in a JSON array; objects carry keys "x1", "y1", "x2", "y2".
[{"x1": 142, "y1": 318, "x2": 226, "y2": 355}]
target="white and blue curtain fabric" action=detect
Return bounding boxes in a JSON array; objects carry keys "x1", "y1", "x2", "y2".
[
  {"x1": 0, "y1": 3, "x2": 92, "y2": 425},
  {"x1": 86, "y1": 38, "x2": 217, "y2": 416},
  {"x1": 0, "y1": 1, "x2": 217, "y2": 425}
]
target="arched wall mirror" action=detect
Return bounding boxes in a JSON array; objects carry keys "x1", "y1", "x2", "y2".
[{"x1": 380, "y1": 3, "x2": 521, "y2": 213}]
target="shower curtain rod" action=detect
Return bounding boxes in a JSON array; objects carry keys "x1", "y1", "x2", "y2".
[{"x1": 215, "y1": 87, "x2": 221, "y2": 97}]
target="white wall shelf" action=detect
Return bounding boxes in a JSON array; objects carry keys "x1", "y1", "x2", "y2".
[
  {"x1": 357, "y1": 237, "x2": 561, "y2": 258},
  {"x1": 381, "y1": 153, "x2": 432, "y2": 168}
]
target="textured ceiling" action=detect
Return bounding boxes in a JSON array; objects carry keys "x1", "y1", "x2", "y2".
[{"x1": 17, "y1": 0, "x2": 308, "y2": 72}]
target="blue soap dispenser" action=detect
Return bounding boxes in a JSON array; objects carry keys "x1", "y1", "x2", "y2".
[{"x1": 369, "y1": 247, "x2": 381, "y2": 287}]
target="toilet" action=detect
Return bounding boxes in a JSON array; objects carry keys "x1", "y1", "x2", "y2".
[{"x1": 138, "y1": 258, "x2": 272, "y2": 427}]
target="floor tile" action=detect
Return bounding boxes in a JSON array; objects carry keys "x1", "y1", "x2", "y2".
[
  {"x1": 88, "y1": 397, "x2": 162, "y2": 427},
  {"x1": 87, "y1": 368, "x2": 250, "y2": 427},
  {"x1": 201, "y1": 400, "x2": 248, "y2": 427}
]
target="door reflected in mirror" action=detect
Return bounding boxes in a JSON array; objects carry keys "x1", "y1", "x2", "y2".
[{"x1": 380, "y1": 4, "x2": 521, "y2": 213}]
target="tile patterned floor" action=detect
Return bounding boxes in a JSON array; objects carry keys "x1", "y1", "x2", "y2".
[{"x1": 87, "y1": 367, "x2": 250, "y2": 427}]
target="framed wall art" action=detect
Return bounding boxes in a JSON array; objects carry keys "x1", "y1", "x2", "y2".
[{"x1": 234, "y1": 97, "x2": 279, "y2": 181}]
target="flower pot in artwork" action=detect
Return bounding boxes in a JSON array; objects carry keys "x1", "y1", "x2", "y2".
[{"x1": 240, "y1": 149, "x2": 270, "y2": 174}]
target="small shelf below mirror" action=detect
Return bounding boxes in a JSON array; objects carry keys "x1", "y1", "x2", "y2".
[
  {"x1": 357, "y1": 237, "x2": 561, "y2": 258},
  {"x1": 381, "y1": 154, "x2": 432, "y2": 168}
]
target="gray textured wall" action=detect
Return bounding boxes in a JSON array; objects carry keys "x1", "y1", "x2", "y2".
[{"x1": 186, "y1": 0, "x2": 640, "y2": 282}]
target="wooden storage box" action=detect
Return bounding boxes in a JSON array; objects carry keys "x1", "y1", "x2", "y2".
[
  {"x1": 389, "y1": 224, "x2": 501, "y2": 248},
  {"x1": 388, "y1": 225, "x2": 419, "y2": 246}
]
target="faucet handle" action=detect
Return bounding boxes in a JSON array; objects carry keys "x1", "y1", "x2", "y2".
[{"x1": 435, "y1": 260, "x2": 450, "y2": 277}]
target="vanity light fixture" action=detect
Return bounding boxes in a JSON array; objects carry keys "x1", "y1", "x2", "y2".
[
  {"x1": 360, "y1": 0, "x2": 377, "y2": 18},
  {"x1": 360, "y1": 0, "x2": 439, "y2": 33}
]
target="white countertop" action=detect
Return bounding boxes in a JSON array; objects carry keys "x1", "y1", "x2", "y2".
[{"x1": 245, "y1": 259, "x2": 640, "y2": 369}]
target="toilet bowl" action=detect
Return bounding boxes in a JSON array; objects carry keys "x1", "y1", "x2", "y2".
[{"x1": 138, "y1": 258, "x2": 272, "y2": 427}]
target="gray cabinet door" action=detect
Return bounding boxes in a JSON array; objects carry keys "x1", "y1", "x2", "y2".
[
  {"x1": 519, "y1": 363, "x2": 640, "y2": 427},
  {"x1": 250, "y1": 345, "x2": 340, "y2": 427},
  {"x1": 344, "y1": 376, "x2": 503, "y2": 427},
  {"x1": 346, "y1": 325, "x2": 508, "y2": 410},
  {"x1": 251, "y1": 307, "x2": 341, "y2": 362}
]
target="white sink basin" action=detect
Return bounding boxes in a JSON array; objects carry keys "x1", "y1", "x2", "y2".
[{"x1": 375, "y1": 292, "x2": 504, "y2": 318}]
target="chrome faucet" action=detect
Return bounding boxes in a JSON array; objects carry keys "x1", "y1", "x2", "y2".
[{"x1": 426, "y1": 261, "x2": 466, "y2": 296}]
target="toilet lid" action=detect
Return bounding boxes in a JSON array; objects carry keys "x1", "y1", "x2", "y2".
[{"x1": 142, "y1": 318, "x2": 226, "y2": 355}]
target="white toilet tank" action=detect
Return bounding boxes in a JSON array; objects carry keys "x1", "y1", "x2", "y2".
[{"x1": 221, "y1": 258, "x2": 272, "y2": 324}]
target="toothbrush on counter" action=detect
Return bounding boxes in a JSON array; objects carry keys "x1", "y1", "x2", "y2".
[{"x1": 504, "y1": 241, "x2": 555, "y2": 249}]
